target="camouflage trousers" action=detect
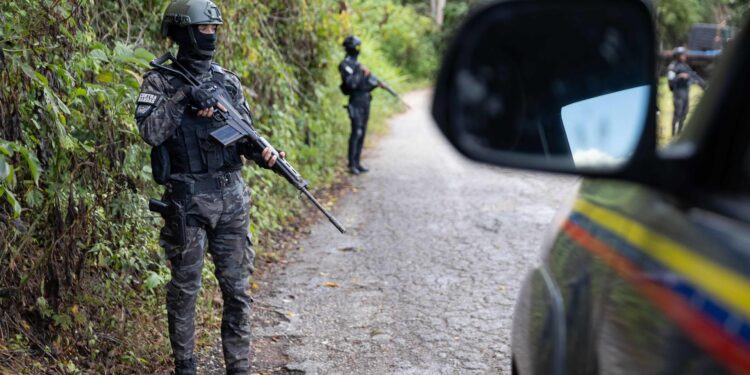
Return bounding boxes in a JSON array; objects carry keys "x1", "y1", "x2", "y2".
[{"x1": 160, "y1": 173, "x2": 255, "y2": 373}]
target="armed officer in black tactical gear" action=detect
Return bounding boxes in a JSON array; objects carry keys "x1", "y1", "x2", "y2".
[
  {"x1": 668, "y1": 46, "x2": 707, "y2": 136},
  {"x1": 339, "y1": 35, "x2": 381, "y2": 175},
  {"x1": 134, "y1": 1, "x2": 284, "y2": 374}
]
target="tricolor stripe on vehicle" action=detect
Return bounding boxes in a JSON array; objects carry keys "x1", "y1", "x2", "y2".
[{"x1": 563, "y1": 198, "x2": 750, "y2": 373}]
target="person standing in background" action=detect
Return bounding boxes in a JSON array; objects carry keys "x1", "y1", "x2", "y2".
[
  {"x1": 339, "y1": 35, "x2": 381, "y2": 175},
  {"x1": 668, "y1": 46, "x2": 707, "y2": 136}
]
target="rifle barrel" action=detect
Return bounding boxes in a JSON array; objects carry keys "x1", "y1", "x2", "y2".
[
  {"x1": 301, "y1": 188, "x2": 346, "y2": 233},
  {"x1": 379, "y1": 81, "x2": 411, "y2": 110},
  {"x1": 381, "y1": 83, "x2": 399, "y2": 98}
]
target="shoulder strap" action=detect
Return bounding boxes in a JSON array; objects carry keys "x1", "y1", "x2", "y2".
[
  {"x1": 164, "y1": 68, "x2": 223, "y2": 90},
  {"x1": 168, "y1": 75, "x2": 186, "y2": 90},
  {"x1": 153, "y1": 64, "x2": 189, "y2": 90}
]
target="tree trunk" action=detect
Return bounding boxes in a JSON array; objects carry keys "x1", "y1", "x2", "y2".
[{"x1": 431, "y1": 0, "x2": 445, "y2": 27}]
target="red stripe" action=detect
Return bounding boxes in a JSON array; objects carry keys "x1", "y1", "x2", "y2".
[{"x1": 563, "y1": 220, "x2": 750, "y2": 374}]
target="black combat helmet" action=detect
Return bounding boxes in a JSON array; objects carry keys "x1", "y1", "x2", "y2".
[
  {"x1": 343, "y1": 35, "x2": 362, "y2": 56},
  {"x1": 162, "y1": 0, "x2": 224, "y2": 58}
]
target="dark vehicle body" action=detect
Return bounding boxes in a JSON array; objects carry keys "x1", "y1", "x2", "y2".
[
  {"x1": 511, "y1": 179, "x2": 750, "y2": 374},
  {"x1": 432, "y1": 0, "x2": 750, "y2": 374}
]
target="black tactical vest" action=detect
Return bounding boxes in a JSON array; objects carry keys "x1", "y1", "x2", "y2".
[{"x1": 163, "y1": 66, "x2": 243, "y2": 176}]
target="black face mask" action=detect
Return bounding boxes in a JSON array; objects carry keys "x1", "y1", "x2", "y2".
[
  {"x1": 193, "y1": 26, "x2": 217, "y2": 54},
  {"x1": 169, "y1": 26, "x2": 217, "y2": 60},
  {"x1": 346, "y1": 47, "x2": 360, "y2": 58}
]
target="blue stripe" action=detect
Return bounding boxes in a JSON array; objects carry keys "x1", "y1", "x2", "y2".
[{"x1": 568, "y1": 212, "x2": 750, "y2": 345}]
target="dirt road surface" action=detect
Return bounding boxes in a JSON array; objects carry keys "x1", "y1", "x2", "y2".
[{"x1": 201, "y1": 90, "x2": 578, "y2": 374}]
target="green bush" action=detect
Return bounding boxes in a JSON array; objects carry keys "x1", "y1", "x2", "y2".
[
  {"x1": 0, "y1": 0, "x2": 436, "y2": 372},
  {"x1": 348, "y1": 0, "x2": 439, "y2": 80}
]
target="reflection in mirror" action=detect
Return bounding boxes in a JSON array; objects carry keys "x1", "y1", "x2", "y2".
[
  {"x1": 561, "y1": 85, "x2": 650, "y2": 169},
  {"x1": 439, "y1": 0, "x2": 654, "y2": 173}
]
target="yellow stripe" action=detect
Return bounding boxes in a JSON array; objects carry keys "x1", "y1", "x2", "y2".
[{"x1": 574, "y1": 198, "x2": 750, "y2": 319}]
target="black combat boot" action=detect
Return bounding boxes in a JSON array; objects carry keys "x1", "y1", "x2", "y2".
[
  {"x1": 347, "y1": 143, "x2": 360, "y2": 174},
  {"x1": 175, "y1": 357, "x2": 197, "y2": 375},
  {"x1": 356, "y1": 164, "x2": 369, "y2": 173}
]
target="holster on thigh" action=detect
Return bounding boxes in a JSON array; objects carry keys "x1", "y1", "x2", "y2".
[
  {"x1": 160, "y1": 200, "x2": 187, "y2": 247},
  {"x1": 159, "y1": 199, "x2": 203, "y2": 262}
]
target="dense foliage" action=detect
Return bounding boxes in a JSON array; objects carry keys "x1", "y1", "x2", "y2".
[
  {"x1": 404, "y1": 0, "x2": 750, "y2": 54},
  {"x1": 399, "y1": 0, "x2": 488, "y2": 54},
  {"x1": 657, "y1": 0, "x2": 748, "y2": 48},
  {"x1": 0, "y1": 0, "x2": 436, "y2": 372}
]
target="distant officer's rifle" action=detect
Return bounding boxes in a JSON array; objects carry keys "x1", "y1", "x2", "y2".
[
  {"x1": 368, "y1": 74, "x2": 411, "y2": 109},
  {"x1": 150, "y1": 52, "x2": 346, "y2": 234},
  {"x1": 672, "y1": 63, "x2": 707, "y2": 90}
]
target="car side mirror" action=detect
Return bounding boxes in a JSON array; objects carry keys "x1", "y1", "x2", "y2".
[{"x1": 432, "y1": 0, "x2": 657, "y2": 175}]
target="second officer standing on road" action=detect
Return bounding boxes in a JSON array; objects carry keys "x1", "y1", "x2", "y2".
[
  {"x1": 339, "y1": 36, "x2": 380, "y2": 175},
  {"x1": 668, "y1": 46, "x2": 707, "y2": 136},
  {"x1": 135, "y1": 0, "x2": 285, "y2": 374}
]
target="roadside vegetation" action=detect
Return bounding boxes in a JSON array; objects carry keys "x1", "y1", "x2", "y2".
[
  {"x1": 656, "y1": 0, "x2": 747, "y2": 47},
  {"x1": 0, "y1": 0, "x2": 437, "y2": 372}
]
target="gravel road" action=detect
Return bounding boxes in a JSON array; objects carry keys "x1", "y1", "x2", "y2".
[{"x1": 201, "y1": 90, "x2": 577, "y2": 375}]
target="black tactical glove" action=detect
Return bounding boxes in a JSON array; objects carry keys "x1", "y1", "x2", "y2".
[{"x1": 182, "y1": 83, "x2": 219, "y2": 109}]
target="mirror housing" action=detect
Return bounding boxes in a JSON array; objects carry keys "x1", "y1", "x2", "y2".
[{"x1": 433, "y1": 0, "x2": 658, "y2": 177}]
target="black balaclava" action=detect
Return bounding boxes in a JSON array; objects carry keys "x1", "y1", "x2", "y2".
[
  {"x1": 345, "y1": 44, "x2": 360, "y2": 59},
  {"x1": 193, "y1": 26, "x2": 217, "y2": 54},
  {"x1": 170, "y1": 26, "x2": 217, "y2": 73},
  {"x1": 344, "y1": 36, "x2": 361, "y2": 59}
]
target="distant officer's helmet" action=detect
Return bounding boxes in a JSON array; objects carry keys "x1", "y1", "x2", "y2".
[
  {"x1": 343, "y1": 35, "x2": 362, "y2": 54},
  {"x1": 672, "y1": 46, "x2": 687, "y2": 56},
  {"x1": 161, "y1": 0, "x2": 224, "y2": 37}
]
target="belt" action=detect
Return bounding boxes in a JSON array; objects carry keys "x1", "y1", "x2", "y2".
[
  {"x1": 166, "y1": 171, "x2": 240, "y2": 197},
  {"x1": 349, "y1": 92, "x2": 371, "y2": 102}
]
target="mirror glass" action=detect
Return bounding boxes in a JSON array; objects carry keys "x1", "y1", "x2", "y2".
[
  {"x1": 436, "y1": 0, "x2": 654, "y2": 173},
  {"x1": 561, "y1": 85, "x2": 650, "y2": 168}
]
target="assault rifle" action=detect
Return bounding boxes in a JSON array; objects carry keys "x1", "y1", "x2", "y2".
[
  {"x1": 150, "y1": 52, "x2": 346, "y2": 234},
  {"x1": 368, "y1": 74, "x2": 411, "y2": 109}
]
